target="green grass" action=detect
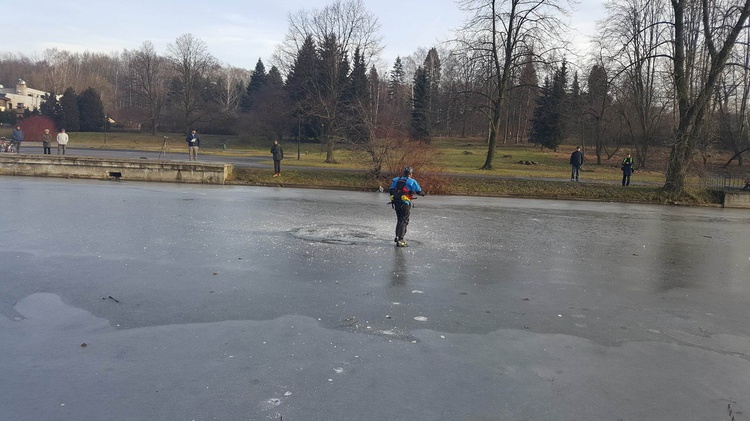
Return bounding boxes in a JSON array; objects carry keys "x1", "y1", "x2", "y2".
[{"x1": 1, "y1": 129, "x2": 724, "y2": 205}]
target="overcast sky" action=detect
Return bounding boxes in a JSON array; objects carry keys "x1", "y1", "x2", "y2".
[{"x1": 7, "y1": 0, "x2": 606, "y2": 71}]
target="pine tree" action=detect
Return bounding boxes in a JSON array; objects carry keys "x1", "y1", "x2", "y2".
[
  {"x1": 59, "y1": 87, "x2": 80, "y2": 132},
  {"x1": 387, "y1": 57, "x2": 405, "y2": 103},
  {"x1": 423, "y1": 48, "x2": 441, "y2": 129},
  {"x1": 342, "y1": 47, "x2": 370, "y2": 143},
  {"x1": 242, "y1": 59, "x2": 268, "y2": 111},
  {"x1": 411, "y1": 66, "x2": 431, "y2": 142},
  {"x1": 78, "y1": 87, "x2": 105, "y2": 132},
  {"x1": 40, "y1": 93, "x2": 64, "y2": 129},
  {"x1": 530, "y1": 75, "x2": 565, "y2": 151},
  {"x1": 285, "y1": 35, "x2": 319, "y2": 139}
]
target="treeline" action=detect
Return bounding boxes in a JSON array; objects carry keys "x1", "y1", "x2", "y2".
[{"x1": 1, "y1": 0, "x2": 748, "y2": 194}]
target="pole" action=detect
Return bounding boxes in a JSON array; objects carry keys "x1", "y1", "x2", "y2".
[{"x1": 297, "y1": 114, "x2": 301, "y2": 160}]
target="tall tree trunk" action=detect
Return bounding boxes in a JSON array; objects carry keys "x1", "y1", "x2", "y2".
[{"x1": 482, "y1": 104, "x2": 501, "y2": 170}]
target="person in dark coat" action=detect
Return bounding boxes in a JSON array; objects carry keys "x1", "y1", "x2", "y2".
[
  {"x1": 271, "y1": 139, "x2": 284, "y2": 177},
  {"x1": 569, "y1": 146, "x2": 583, "y2": 181},
  {"x1": 621, "y1": 153, "x2": 635, "y2": 186},
  {"x1": 185, "y1": 129, "x2": 200, "y2": 161}
]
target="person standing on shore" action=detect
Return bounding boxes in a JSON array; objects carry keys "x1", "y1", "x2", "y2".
[
  {"x1": 41, "y1": 128, "x2": 52, "y2": 154},
  {"x1": 569, "y1": 146, "x2": 584, "y2": 182},
  {"x1": 56, "y1": 128, "x2": 69, "y2": 155},
  {"x1": 271, "y1": 139, "x2": 284, "y2": 177},
  {"x1": 621, "y1": 153, "x2": 635, "y2": 186},
  {"x1": 186, "y1": 129, "x2": 200, "y2": 161},
  {"x1": 11, "y1": 124, "x2": 23, "y2": 153}
]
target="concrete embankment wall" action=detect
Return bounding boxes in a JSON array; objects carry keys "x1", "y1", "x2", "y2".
[
  {"x1": 0, "y1": 155, "x2": 233, "y2": 184},
  {"x1": 724, "y1": 191, "x2": 750, "y2": 209}
]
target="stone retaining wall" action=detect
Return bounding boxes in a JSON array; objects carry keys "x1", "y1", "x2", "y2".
[
  {"x1": 0, "y1": 154, "x2": 233, "y2": 184},
  {"x1": 724, "y1": 191, "x2": 750, "y2": 209}
]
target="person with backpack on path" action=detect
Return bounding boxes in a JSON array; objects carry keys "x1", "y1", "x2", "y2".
[
  {"x1": 621, "y1": 153, "x2": 635, "y2": 186},
  {"x1": 389, "y1": 166, "x2": 425, "y2": 247}
]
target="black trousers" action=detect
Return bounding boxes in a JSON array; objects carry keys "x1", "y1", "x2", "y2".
[
  {"x1": 273, "y1": 160, "x2": 281, "y2": 174},
  {"x1": 394, "y1": 201, "x2": 411, "y2": 240},
  {"x1": 622, "y1": 173, "x2": 631, "y2": 186},
  {"x1": 43, "y1": 146, "x2": 51, "y2": 154}
]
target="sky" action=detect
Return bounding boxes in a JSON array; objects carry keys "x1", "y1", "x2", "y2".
[{"x1": 6, "y1": 0, "x2": 606, "y2": 72}]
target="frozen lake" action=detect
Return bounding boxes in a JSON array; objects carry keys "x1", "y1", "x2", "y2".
[{"x1": 2, "y1": 176, "x2": 749, "y2": 420}]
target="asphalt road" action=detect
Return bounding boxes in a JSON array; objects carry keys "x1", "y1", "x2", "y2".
[{"x1": 1, "y1": 177, "x2": 749, "y2": 420}]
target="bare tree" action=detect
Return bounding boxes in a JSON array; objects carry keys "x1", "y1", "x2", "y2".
[
  {"x1": 454, "y1": 0, "x2": 570, "y2": 170},
  {"x1": 273, "y1": 0, "x2": 382, "y2": 163},
  {"x1": 42, "y1": 49, "x2": 82, "y2": 95},
  {"x1": 664, "y1": 0, "x2": 750, "y2": 195},
  {"x1": 599, "y1": 0, "x2": 671, "y2": 168},
  {"x1": 273, "y1": 0, "x2": 382, "y2": 74},
  {"x1": 212, "y1": 64, "x2": 249, "y2": 114},
  {"x1": 717, "y1": 27, "x2": 750, "y2": 167},
  {"x1": 127, "y1": 42, "x2": 170, "y2": 135},
  {"x1": 166, "y1": 33, "x2": 216, "y2": 132}
]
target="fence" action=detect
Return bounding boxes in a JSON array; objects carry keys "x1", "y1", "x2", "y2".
[{"x1": 700, "y1": 172, "x2": 750, "y2": 190}]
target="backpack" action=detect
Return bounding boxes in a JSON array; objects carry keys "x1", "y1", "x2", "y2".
[{"x1": 390, "y1": 177, "x2": 410, "y2": 202}]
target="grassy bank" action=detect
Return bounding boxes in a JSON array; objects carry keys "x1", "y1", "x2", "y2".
[
  {"x1": 5, "y1": 130, "x2": 727, "y2": 205},
  {"x1": 230, "y1": 167, "x2": 718, "y2": 205}
]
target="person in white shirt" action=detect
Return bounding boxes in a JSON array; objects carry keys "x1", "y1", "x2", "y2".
[{"x1": 56, "y1": 128, "x2": 69, "y2": 155}]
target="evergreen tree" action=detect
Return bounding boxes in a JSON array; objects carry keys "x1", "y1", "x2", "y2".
[
  {"x1": 530, "y1": 76, "x2": 563, "y2": 150},
  {"x1": 530, "y1": 60, "x2": 568, "y2": 151},
  {"x1": 285, "y1": 35, "x2": 319, "y2": 140},
  {"x1": 347, "y1": 47, "x2": 369, "y2": 106},
  {"x1": 59, "y1": 87, "x2": 80, "y2": 131},
  {"x1": 387, "y1": 57, "x2": 405, "y2": 103},
  {"x1": 344, "y1": 46, "x2": 370, "y2": 143},
  {"x1": 423, "y1": 48, "x2": 441, "y2": 129},
  {"x1": 40, "y1": 92, "x2": 64, "y2": 129},
  {"x1": 586, "y1": 64, "x2": 610, "y2": 164},
  {"x1": 267, "y1": 66, "x2": 283, "y2": 88},
  {"x1": 315, "y1": 33, "x2": 350, "y2": 162},
  {"x1": 411, "y1": 66, "x2": 431, "y2": 142},
  {"x1": 242, "y1": 58, "x2": 268, "y2": 111},
  {"x1": 77, "y1": 87, "x2": 105, "y2": 132}
]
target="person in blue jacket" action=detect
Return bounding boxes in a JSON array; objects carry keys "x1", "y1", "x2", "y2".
[
  {"x1": 389, "y1": 166, "x2": 425, "y2": 247},
  {"x1": 11, "y1": 124, "x2": 24, "y2": 154}
]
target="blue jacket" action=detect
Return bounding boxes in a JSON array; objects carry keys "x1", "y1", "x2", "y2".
[
  {"x1": 11, "y1": 128, "x2": 24, "y2": 142},
  {"x1": 389, "y1": 176, "x2": 423, "y2": 204}
]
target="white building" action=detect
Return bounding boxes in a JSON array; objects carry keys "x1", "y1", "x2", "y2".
[{"x1": 0, "y1": 79, "x2": 49, "y2": 116}]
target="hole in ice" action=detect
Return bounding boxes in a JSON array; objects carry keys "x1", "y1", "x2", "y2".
[{"x1": 291, "y1": 224, "x2": 380, "y2": 245}]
